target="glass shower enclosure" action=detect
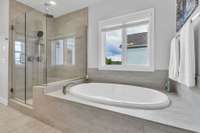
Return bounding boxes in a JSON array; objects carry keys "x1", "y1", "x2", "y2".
[
  {"x1": 11, "y1": 10, "x2": 47, "y2": 105},
  {"x1": 10, "y1": 8, "x2": 88, "y2": 105}
]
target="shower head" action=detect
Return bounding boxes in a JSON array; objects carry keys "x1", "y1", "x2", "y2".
[
  {"x1": 46, "y1": 14, "x2": 54, "y2": 18},
  {"x1": 37, "y1": 31, "x2": 44, "y2": 38}
]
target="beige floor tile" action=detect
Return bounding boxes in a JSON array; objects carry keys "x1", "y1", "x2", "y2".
[{"x1": 0, "y1": 104, "x2": 63, "y2": 133}]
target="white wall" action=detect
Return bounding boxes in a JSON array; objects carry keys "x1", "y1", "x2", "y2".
[
  {"x1": 88, "y1": 0, "x2": 176, "y2": 70},
  {"x1": 0, "y1": 0, "x2": 9, "y2": 105}
]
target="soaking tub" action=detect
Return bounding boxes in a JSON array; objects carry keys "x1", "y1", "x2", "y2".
[{"x1": 69, "y1": 83, "x2": 170, "y2": 109}]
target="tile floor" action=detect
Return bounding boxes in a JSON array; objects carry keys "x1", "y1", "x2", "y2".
[
  {"x1": 26, "y1": 98, "x2": 33, "y2": 105},
  {"x1": 0, "y1": 104, "x2": 63, "y2": 133}
]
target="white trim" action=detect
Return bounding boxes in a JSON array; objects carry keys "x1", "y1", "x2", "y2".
[
  {"x1": 51, "y1": 36, "x2": 76, "y2": 66},
  {"x1": 0, "y1": 97, "x2": 8, "y2": 106},
  {"x1": 98, "y1": 65, "x2": 155, "y2": 72},
  {"x1": 98, "y1": 8, "x2": 155, "y2": 72},
  {"x1": 101, "y1": 19, "x2": 150, "y2": 32}
]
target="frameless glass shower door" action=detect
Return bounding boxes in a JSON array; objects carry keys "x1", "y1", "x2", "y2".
[
  {"x1": 12, "y1": 13, "x2": 26, "y2": 102},
  {"x1": 11, "y1": 8, "x2": 88, "y2": 105},
  {"x1": 11, "y1": 10, "x2": 47, "y2": 105},
  {"x1": 25, "y1": 11, "x2": 47, "y2": 105}
]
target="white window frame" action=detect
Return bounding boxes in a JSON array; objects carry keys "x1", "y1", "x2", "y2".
[
  {"x1": 50, "y1": 36, "x2": 76, "y2": 66},
  {"x1": 65, "y1": 36, "x2": 76, "y2": 65},
  {"x1": 98, "y1": 8, "x2": 155, "y2": 72},
  {"x1": 14, "y1": 40, "x2": 25, "y2": 65}
]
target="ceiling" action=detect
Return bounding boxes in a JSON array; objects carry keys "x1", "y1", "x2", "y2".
[{"x1": 16, "y1": 0, "x2": 102, "y2": 17}]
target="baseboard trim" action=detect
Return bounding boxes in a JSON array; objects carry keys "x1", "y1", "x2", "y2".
[
  {"x1": 197, "y1": 75, "x2": 200, "y2": 88},
  {"x1": 0, "y1": 97, "x2": 8, "y2": 105},
  {"x1": 8, "y1": 99, "x2": 34, "y2": 117}
]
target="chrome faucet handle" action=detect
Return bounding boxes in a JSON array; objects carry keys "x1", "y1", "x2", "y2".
[{"x1": 164, "y1": 79, "x2": 175, "y2": 93}]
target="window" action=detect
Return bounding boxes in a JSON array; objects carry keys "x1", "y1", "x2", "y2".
[
  {"x1": 55, "y1": 40, "x2": 64, "y2": 65},
  {"x1": 51, "y1": 37, "x2": 75, "y2": 65},
  {"x1": 105, "y1": 29, "x2": 123, "y2": 65},
  {"x1": 99, "y1": 9, "x2": 155, "y2": 71},
  {"x1": 64, "y1": 37, "x2": 75, "y2": 65},
  {"x1": 15, "y1": 41, "x2": 25, "y2": 64}
]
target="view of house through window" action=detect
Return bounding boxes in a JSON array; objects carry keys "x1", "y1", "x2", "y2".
[
  {"x1": 126, "y1": 22, "x2": 149, "y2": 65},
  {"x1": 65, "y1": 37, "x2": 75, "y2": 65},
  {"x1": 104, "y1": 21, "x2": 149, "y2": 65},
  {"x1": 14, "y1": 41, "x2": 25, "y2": 64},
  {"x1": 100, "y1": 9, "x2": 154, "y2": 71},
  {"x1": 51, "y1": 37, "x2": 75, "y2": 65}
]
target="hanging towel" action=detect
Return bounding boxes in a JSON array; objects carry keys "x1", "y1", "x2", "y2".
[
  {"x1": 178, "y1": 22, "x2": 196, "y2": 87},
  {"x1": 169, "y1": 37, "x2": 180, "y2": 81}
]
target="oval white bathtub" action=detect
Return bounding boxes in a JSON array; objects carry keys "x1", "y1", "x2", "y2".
[{"x1": 70, "y1": 83, "x2": 170, "y2": 109}]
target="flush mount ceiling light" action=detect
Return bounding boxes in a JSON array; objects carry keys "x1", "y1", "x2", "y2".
[
  {"x1": 44, "y1": 0, "x2": 56, "y2": 13},
  {"x1": 44, "y1": 0, "x2": 56, "y2": 7},
  {"x1": 49, "y1": 0, "x2": 56, "y2": 6}
]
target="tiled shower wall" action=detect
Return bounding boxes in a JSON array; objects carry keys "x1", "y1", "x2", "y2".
[
  {"x1": 9, "y1": 0, "x2": 88, "y2": 97},
  {"x1": 46, "y1": 8, "x2": 88, "y2": 83}
]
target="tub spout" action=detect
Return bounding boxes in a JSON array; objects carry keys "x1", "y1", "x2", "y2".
[{"x1": 63, "y1": 82, "x2": 76, "y2": 95}]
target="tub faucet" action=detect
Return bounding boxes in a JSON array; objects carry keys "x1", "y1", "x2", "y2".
[
  {"x1": 63, "y1": 82, "x2": 76, "y2": 95},
  {"x1": 164, "y1": 79, "x2": 175, "y2": 93}
]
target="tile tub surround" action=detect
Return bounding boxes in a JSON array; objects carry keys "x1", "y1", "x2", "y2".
[
  {"x1": 32, "y1": 85, "x2": 199, "y2": 133},
  {"x1": 88, "y1": 69, "x2": 168, "y2": 90}
]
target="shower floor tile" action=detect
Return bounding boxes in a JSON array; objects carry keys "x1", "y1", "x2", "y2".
[{"x1": 0, "y1": 104, "x2": 63, "y2": 133}]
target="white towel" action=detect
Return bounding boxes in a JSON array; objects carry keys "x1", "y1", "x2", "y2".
[
  {"x1": 178, "y1": 22, "x2": 196, "y2": 87},
  {"x1": 169, "y1": 37, "x2": 180, "y2": 81}
]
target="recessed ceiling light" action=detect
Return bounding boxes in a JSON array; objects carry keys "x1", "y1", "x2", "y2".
[{"x1": 49, "y1": 0, "x2": 56, "y2": 6}]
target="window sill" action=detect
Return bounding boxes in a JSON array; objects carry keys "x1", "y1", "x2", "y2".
[
  {"x1": 49, "y1": 64, "x2": 76, "y2": 67},
  {"x1": 98, "y1": 65, "x2": 155, "y2": 72}
]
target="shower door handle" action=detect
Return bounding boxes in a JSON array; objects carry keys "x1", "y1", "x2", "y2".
[
  {"x1": 27, "y1": 56, "x2": 43, "y2": 62},
  {"x1": 27, "y1": 56, "x2": 34, "y2": 62},
  {"x1": 36, "y1": 56, "x2": 43, "y2": 62}
]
